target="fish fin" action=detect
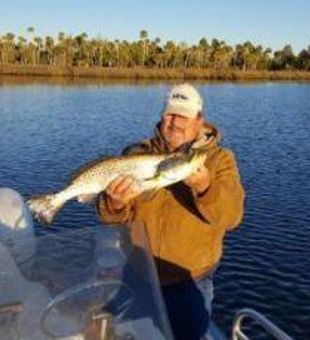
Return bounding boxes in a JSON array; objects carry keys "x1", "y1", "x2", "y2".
[
  {"x1": 69, "y1": 155, "x2": 114, "y2": 182},
  {"x1": 143, "y1": 171, "x2": 162, "y2": 182},
  {"x1": 26, "y1": 193, "x2": 64, "y2": 225},
  {"x1": 122, "y1": 141, "x2": 152, "y2": 156},
  {"x1": 142, "y1": 172, "x2": 165, "y2": 191}
]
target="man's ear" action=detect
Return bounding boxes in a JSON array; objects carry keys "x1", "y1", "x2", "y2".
[{"x1": 196, "y1": 113, "x2": 204, "y2": 126}]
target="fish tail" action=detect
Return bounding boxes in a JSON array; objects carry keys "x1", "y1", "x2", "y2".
[{"x1": 26, "y1": 193, "x2": 65, "y2": 225}]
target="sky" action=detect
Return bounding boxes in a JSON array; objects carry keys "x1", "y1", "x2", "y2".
[{"x1": 0, "y1": 0, "x2": 309, "y2": 53}]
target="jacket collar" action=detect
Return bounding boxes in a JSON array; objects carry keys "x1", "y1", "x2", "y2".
[{"x1": 151, "y1": 121, "x2": 221, "y2": 154}]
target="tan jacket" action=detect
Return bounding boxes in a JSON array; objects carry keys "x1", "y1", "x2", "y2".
[{"x1": 97, "y1": 122, "x2": 245, "y2": 285}]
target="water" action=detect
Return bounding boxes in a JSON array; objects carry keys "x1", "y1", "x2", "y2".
[{"x1": 0, "y1": 78, "x2": 309, "y2": 339}]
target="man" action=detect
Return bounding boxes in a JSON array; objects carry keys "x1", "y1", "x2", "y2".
[{"x1": 96, "y1": 83, "x2": 245, "y2": 339}]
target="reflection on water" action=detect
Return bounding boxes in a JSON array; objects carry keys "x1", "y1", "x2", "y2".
[{"x1": 0, "y1": 78, "x2": 309, "y2": 338}]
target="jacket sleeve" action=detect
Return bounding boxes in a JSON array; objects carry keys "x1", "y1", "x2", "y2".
[{"x1": 193, "y1": 148, "x2": 245, "y2": 231}]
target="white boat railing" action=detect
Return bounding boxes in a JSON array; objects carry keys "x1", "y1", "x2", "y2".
[{"x1": 232, "y1": 308, "x2": 293, "y2": 340}]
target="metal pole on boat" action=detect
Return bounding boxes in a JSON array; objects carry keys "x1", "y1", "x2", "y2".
[{"x1": 232, "y1": 308, "x2": 293, "y2": 340}]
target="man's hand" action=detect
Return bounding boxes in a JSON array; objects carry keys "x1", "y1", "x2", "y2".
[
  {"x1": 105, "y1": 175, "x2": 142, "y2": 211},
  {"x1": 183, "y1": 166, "x2": 211, "y2": 195}
]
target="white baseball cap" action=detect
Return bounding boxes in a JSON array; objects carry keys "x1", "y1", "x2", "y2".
[{"x1": 163, "y1": 83, "x2": 203, "y2": 118}]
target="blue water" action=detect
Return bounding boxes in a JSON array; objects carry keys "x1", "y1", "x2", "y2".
[{"x1": 0, "y1": 78, "x2": 309, "y2": 339}]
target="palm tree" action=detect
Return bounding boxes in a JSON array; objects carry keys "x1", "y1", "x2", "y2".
[
  {"x1": 58, "y1": 31, "x2": 65, "y2": 43},
  {"x1": 27, "y1": 26, "x2": 34, "y2": 41},
  {"x1": 26, "y1": 27, "x2": 34, "y2": 42},
  {"x1": 234, "y1": 41, "x2": 253, "y2": 70},
  {"x1": 45, "y1": 36, "x2": 54, "y2": 65},
  {"x1": 114, "y1": 39, "x2": 120, "y2": 66},
  {"x1": 16, "y1": 36, "x2": 27, "y2": 64},
  {"x1": 56, "y1": 32, "x2": 67, "y2": 66},
  {"x1": 271, "y1": 44, "x2": 295, "y2": 70},
  {"x1": 139, "y1": 30, "x2": 148, "y2": 66},
  {"x1": 296, "y1": 46, "x2": 310, "y2": 70},
  {"x1": 163, "y1": 40, "x2": 178, "y2": 68},
  {"x1": 34, "y1": 36, "x2": 43, "y2": 64},
  {"x1": 2, "y1": 33, "x2": 15, "y2": 63}
]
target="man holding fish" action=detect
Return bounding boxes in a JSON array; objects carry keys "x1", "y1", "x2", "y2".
[{"x1": 97, "y1": 83, "x2": 245, "y2": 339}]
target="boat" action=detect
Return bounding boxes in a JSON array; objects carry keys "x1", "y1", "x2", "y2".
[{"x1": 0, "y1": 188, "x2": 292, "y2": 339}]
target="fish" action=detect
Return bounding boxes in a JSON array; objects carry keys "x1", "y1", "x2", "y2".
[{"x1": 26, "y1": 149, "x2": 208, "y2": 225}]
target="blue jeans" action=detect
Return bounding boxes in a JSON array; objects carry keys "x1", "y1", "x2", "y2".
[{"x1": 161, "y1": 274, "x2": 214, "y2": 340}]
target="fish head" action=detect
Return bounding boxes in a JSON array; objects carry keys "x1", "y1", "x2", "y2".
[
  {"x1": 155, "y1": 150, "x2": 207, "y2": 185},
  {"x1": 188, "y1": 149, "x2": 208, "y2": 170}
]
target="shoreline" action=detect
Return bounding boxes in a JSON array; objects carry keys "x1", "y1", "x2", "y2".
[{"x1": 1, "y1": 64, "x2": 310, "y2": 81}]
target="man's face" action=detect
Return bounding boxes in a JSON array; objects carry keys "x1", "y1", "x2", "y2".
[{"x1": 160, "y1": 113, "x2": 203, "y2": 151}]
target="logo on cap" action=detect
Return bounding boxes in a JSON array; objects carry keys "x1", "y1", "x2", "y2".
[{"x1": 172, "y1": 93, "x2": 188, "y2": 101}]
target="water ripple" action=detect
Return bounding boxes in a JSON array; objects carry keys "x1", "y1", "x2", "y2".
[{"x1": 0, "y1": 81, "x2": 309, "y2": 339}]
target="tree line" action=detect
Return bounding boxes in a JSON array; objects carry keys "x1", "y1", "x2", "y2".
[{"x1": 0, "y1": 28, "x2": 309, "y2": 71}]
